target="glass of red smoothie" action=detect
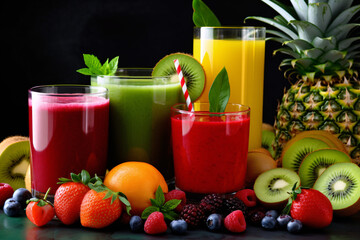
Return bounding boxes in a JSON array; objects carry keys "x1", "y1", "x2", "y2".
[
  {"x1": 171, "y1": 103, "x2": 250, "y2": 195},
  {"x1": 28, "y1": 85, "x2": 109, "y2": 200}
]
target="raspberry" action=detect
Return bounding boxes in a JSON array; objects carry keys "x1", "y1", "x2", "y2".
[
  {"x1": 164, "y1": 189, "x2": 186, "y2": 212},
  {"x1": 0, "y1": 183, "x2": 14, "y2": 207},
  {"x1": 222, "y1": 196, "x2": 247, "y2": 216},
  {"x1": 235, "y1": 189, "x2": 257, "y2": 207},
  {"x1": 144, "y1": 212, "x2": 167, "y2": 235},
  {"x1": 224, "y1": 210, "x2": 246, "y2": 233},
  {"x1": 180, "y1": 204, "x2": 205, "y2": 228},
  {"x1": 199, "y1": 194, "x2": 223, "y2": 216}
]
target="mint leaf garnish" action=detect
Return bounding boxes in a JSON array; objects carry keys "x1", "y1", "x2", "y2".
[
  {"x1": 209, "y1": 67, "x2": 230, "y2": 113},
  {"x1": 77, "y1": 54, "x2": 119, "y2": 76},
  {"x1": 141, "y1": 186, "x2": 181, "y2": 221},
  {"x1": 192, "y1": 0, "x2": 221, "y2": 27}
]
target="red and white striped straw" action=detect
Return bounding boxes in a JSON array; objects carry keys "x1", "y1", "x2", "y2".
[{"x1": 173, "y1": 59, "x2": 194, "y2": 112}]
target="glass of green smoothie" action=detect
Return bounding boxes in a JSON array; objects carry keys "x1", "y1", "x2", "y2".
[{"x1": 91, "y1": 68, "x2": 182, "y2": 181}]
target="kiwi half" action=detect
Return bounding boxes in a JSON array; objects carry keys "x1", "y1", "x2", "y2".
[
  {"x1": 298, "y1": 149, "x2": 352, "y2": 188},
  {"x1": 0, "y1": 136, "x2": 30, "y2": 190},
  {"x1": 313, "y1": 162, "x2": 360, "y2": 216},
  {"x1": 282, "y1": 137, "x2": 330, "y2": 172},
  {"x1": 254, "y1": 168, "x2": 300, "y2": 209},
  {"x1": 152, "y1": 53, "x2": 205, "y2": 101}
]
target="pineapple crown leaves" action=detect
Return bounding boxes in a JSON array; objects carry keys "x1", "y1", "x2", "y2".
[
  {"x1": 245, "y1": 0, "x2": 360, "y2": 82},
  {"x1": 88, "y1": 177, "x2": 132, "y2": 215},
  {"x1": 57, "y1": 169, "x2": 96, "y2": 185},
  {"x1": 141, "y1": 186, "x2": 181, "y2": 221}
]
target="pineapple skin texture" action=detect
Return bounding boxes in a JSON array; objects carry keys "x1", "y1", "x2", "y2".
[{"x1": 273, "y1": 78, "x2": 360, "y2": 165}]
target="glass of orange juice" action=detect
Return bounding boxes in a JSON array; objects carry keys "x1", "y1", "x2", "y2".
[{"x1": 193, "y1": 27, "x2": 266, "y2": 150}]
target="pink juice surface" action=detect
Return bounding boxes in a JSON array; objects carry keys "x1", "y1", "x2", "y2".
[
  {"x1": 29, "y1": 96, "x2": 109, "y2": 196},
  {"x1": 171, "y1": 114, "x2": 250, "y2": 194}
]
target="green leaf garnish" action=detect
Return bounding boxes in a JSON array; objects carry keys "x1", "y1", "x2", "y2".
[
  {"x1": 77, "y1": 54, "x2": 119, "y2": 76},
  {"x1": 209, "y1": 67, "x2": 230, "y2": 113},
  {"x1": 192, "y1": 0, "x2": 221, "y2": 27},
  {"x1": 141, "y1": 186, "x2": 181, "y2": 221}
]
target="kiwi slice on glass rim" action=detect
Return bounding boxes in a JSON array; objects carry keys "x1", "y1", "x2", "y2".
[
  {"x1": 298, "y1": 149, "x2": 352, "y2": 188},
  {"x1": 0, "y1": 136, "x2": 30, "y2": 190},
  {"x1": 152, "y1": 53, "x2": 205, "y2": 101},
  {"x1": 313, "y1": 162, "x2": 360, "y2": 216},
  {"x1": 253, "y1": 168, "x2": 300, "y2": 209}
]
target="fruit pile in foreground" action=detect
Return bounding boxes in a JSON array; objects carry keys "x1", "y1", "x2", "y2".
[{"x1": 247, "y1": 0, "x2": 360, "y2": 162}]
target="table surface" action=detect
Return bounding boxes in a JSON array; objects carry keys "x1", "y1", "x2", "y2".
[{"x1": 1, "y1": 210, "x2": 360, "y2": 240}]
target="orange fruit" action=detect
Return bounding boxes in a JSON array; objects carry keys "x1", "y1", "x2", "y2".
[{"x1": 103, "y1": 161, "x2": 168, "y2": 215}]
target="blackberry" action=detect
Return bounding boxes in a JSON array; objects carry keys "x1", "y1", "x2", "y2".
[
  {"x1": 199, "y1": 194, "x2": 223, "y2": 215},
  {"x1": 249, "y1": 211, "x2": 265, "y2": 226},
  {"x1": 180, "y1": 204, "x2": 205, "y2": 228},
  {"x1": 222, "y1": 196, "x2": 247, "y2": 216}
]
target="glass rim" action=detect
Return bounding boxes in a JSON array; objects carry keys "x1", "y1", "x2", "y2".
[
  {"x1": 29, "y1": 84, "x2": 108, "y2": 97},
  {"x1": 194, "y1": 26, "x2": 266, "y2": 30},
  {"x1": 171, "y1": 103, "x2": 250, "y2": 116},
  {"x1": 92, "y1": 68, "x2": 178, "y2": 85}
]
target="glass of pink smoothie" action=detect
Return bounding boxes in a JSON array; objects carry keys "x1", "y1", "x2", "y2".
[
  {"x1": 28, "y1": 85, "x2": 109, "y2": 200},
  {"x1": 171, "y1": 103, "x2": 250, "y2": 195}
]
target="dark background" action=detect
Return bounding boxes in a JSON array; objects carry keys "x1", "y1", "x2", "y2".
[{"x1": 1, "y1": 0, "x2": 288, "y2": 141}]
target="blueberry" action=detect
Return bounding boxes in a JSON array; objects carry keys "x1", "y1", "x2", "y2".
[
  {"x1": 170, "y1": 219, "x2": 187, "y2": 235},
  {"x1": 261, "y1": 216, "x2": 277, "y2": 230},
  {"x1": 129, "y1": 215, "x2": 143, "y2": 232},
  {"x1": 287, "y1": 219, "x2": 302, "y2": 233},
  {"x1": 265, "y1": 210, "x2": 279, "y2": 219},
  {"x1": 13, "y1": 188, "x2": 32, "y2": 209},
  {"x1": 276, "y1": 214, "x2": 292, "y2": 228},
  {"x1": 206, "y1": 213, "x2": 223, "y2": 232},
  {"x1": 3, "y1": 198, "x2": 23, "y2": 217}
]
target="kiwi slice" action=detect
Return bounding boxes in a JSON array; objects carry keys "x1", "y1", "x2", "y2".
[
  {"x1": 313, "y1": 162, "x2": 360, "y2": 216},
  {"x1": 152, "y1": 53, "x2": 205, "y2": 101},
  {"x1": 254, "y1": 168, "x2": 300, "y2": 209},
  {"x1": 282, "y1": 137, "x2": 330, "y2": 172},
  {"x1": 0, "y1": 136, "x2": 30, "y2": 190},
  {"x1": 298, "y1": 149, "x2": 352, "y2": 188}
]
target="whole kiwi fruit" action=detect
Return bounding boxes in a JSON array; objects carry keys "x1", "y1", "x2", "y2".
[{"x1": 152, "y1": 53, "x2": 205, "y2": 102}]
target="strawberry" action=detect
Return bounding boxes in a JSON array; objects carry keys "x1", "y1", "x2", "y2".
[
  {"x1": 26, "y1": 188, "x2": 55, "y2": 227},
  {"x1": 80, "y1": 180, "x2": 131, "y2": 229},
  {"x1": 54, "y1": 170, "x2": 93, "y2": 225},
  {"x1": 283, "y1": 185, "x2": 333, "y2": 229},
  {"x1": 144, "y1": 211, "x2": 167, "y2": 234}
]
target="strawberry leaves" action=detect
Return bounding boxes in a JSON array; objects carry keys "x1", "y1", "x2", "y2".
[
  {"x1": 88, "y1": 177, "x2": 132, "y2": 215},
  {"x1": 282, "y1": 182, "x2": 306, "y2": 215},
  {"x1": 27, "y1": 188, "x2": 53, "y2": 207},
  {"x1": 57, "y1": 170, "x2": 95, "y2": 185},
  {"x1": 141, "y1": 186, "x2": 181, "y2": 221}
]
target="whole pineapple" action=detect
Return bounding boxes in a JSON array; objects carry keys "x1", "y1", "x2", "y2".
[{"x1": 247, "y1": 0, "x2": 360, "y2": 163}]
